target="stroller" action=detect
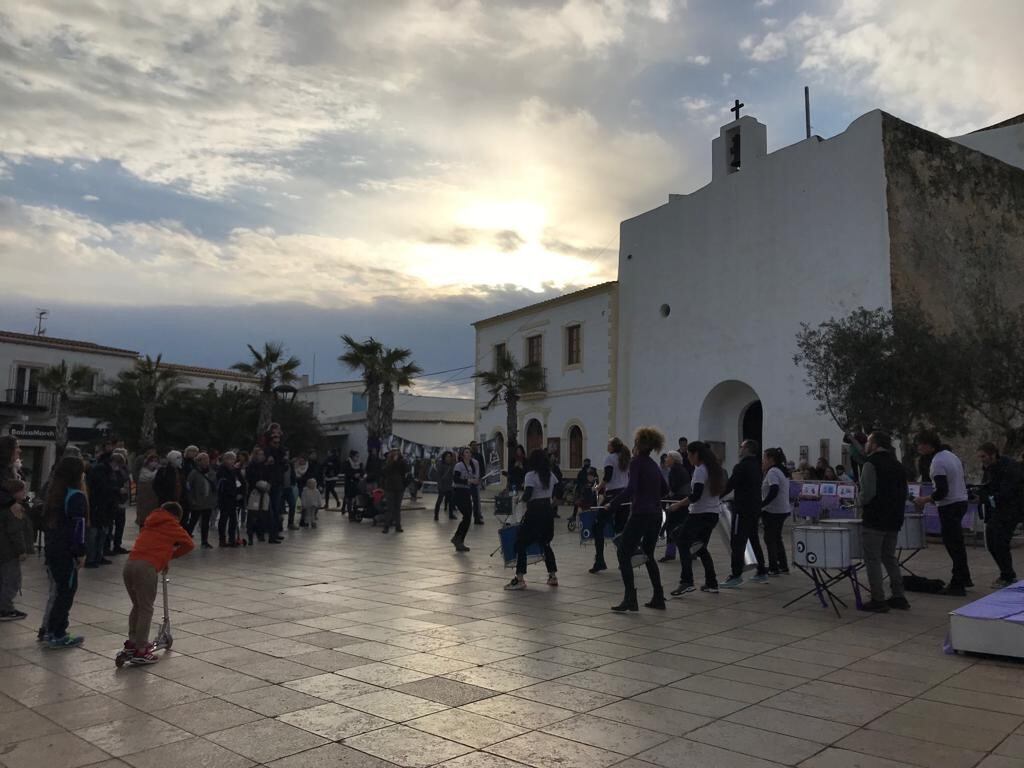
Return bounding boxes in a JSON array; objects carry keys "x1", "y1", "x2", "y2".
[{"x1": 115, "y1": 570, "x2": 173, "y2": 668}]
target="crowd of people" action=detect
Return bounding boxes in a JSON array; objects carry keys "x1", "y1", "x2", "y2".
[{"x1": 1, "y1": 421, "x2": 1021, "y2": 663}]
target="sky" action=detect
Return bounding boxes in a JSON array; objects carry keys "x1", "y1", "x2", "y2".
[{"x1": 1, "y1": 0, "x2": 1021, "y2": 395}]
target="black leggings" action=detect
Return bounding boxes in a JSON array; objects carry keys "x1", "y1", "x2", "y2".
[
  {"x1": 45, "y1": 555, "x2": 78, "y2": 638},
  {"x1": 676, "y1": 513, "x2": 719, "y2": 588},
  {"x1": 453, "y1": 488, "x2": 473, "y2": 542},
  {"x1": 593, "y1": 489, "x2": 626, "y2": 565},
  {"x1": 325, "y1": 481, "x2": 341, "y2": 507},
  {"x1": 516, "y1": 500, "x2": 557, "y2": 575},
  {"x1": 761, "y1": 512, "x2": 789, "y2": 572},
  {"x1": 434, "y1": 490, "x2": 452, "y2": 517},
  {"x1": 218, "y1": 506, "x2": 238, "y2": 544},
  {"x1": 618, "y1": 513, "x2": 662, "y2": 593}
]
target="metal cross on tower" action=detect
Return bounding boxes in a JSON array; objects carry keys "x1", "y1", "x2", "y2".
[{"x1": 731, "y1": 99, "x2": 744, "y2": 120}]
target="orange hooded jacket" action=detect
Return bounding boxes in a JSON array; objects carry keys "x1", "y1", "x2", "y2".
[{"x1": 129, "y1": 508, "x2": 194, "y2": 572}]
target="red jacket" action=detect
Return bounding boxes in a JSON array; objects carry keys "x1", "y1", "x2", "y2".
[{"x1": 129, "y1": 508, "x2": 194, "y2": 572}]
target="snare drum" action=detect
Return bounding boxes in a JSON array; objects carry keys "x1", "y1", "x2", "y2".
[
  {"x1": 793, "y1": 525, "x2": 851, "y2": 569},
  {"x1": 821, "y1": 519, "x2": 862, "y2": 560},
  {"x1": 897, "y1": 513, "x2": 926, "y2": 550}
]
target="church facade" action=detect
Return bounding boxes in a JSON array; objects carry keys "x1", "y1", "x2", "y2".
[{"x1": 474, "y1": 109, "x2": 1024, "y2": 474}]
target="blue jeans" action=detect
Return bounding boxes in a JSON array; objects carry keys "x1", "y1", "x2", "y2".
[{"x1": 86, "y1": 526, "x2": 108, "y2": 565}]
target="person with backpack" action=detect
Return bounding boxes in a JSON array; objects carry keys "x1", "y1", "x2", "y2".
[{"x1": 41, "y1": 456, "x2": 89, "y2": 648}]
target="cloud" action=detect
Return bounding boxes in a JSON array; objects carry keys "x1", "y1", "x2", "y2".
[
  {"x1": 740, "y1": 31, "x2": 788, "y2": 62},
  {"x1": 686, "y1": 54, "x2": 710, "y2": 66}
]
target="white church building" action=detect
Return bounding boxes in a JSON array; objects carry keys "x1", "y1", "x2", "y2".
[{"x1": 474, "y1": 108, "x2": 1024, "y2": 473}]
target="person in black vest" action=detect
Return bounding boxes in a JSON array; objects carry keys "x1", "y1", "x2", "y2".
[
  {"x1": 858, "y1": 431, "x2": 910, "y2": 612},
  {"x1": 978, "y1": 442, "x2": 1024, "y2": 588},
  {"x1": 721, "y1": 440, "x2": 768, "y2": 588}
]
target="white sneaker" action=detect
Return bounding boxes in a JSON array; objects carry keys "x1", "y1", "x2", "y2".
[{"x1": 504, "y1": 577, "x2": 526, "y2": 591}]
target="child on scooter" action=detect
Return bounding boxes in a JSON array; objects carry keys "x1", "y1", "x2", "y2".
[{"x1": 122, "y1": 501, "x2": 193, "y2": 665}]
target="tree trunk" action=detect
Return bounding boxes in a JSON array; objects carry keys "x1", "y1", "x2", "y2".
[
  {"x1": 365, "y1": 381, "x2": 381, "y2": 450},
  {"x1": 380, "y1": 383, "x2": 395, "y2": 441},
  {"x1": 505, "y1": 392, "x2": 518, "y2": 491},
  {"x1": 54, "y1": 394, "x2": 69, "y2": 456},
  {"x1": 257, "y1": 391, "x2": 273, "y2": 437},
  {"x1": 141, "y1": 403, "x2": 157, "y2": 449}
]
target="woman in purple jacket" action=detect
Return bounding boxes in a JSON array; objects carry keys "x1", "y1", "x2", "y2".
[{"x1": 608, "y1": 427, "x2": 668, "y2": 612}]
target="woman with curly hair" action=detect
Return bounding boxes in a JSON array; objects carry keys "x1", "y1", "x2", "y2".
[{"x1": 607, "y1": 427, "x2": 668, "y2": 612}]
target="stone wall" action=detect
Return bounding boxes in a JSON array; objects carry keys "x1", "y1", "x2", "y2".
[{"x1": 883, "y1": 113, "x2": 1024, "y2": 331}]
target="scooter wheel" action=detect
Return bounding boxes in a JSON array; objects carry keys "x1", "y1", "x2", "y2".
[
  {"x1": 164, "y1": 636, "x2": 173, "y2": 651},
  {"x1": 115, "y1": 653, "x2": 128, "y2": 669}
]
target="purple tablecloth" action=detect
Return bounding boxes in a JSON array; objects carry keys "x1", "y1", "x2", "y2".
[{"x1": 952, "y1": 581, "x2": 1024, "y2": 620}]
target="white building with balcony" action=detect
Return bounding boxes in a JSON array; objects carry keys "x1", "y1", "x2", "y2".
[
  {"x1": 473, "y1": 282, "x2": 617, "y2": 474},
  {"x1": 0, "y1": 329, "x2": 258, "y2": 489}
]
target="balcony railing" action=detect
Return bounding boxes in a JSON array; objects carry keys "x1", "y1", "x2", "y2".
[
  {"x1": 1, "y1": 389, "x2": 54, "y2": 410},
  {"x1": 520, "y1": 366, "x2": 547, "y2": 395}
]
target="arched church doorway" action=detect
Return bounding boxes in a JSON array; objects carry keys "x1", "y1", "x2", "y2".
[
  {"x1": 525, "y1": 419, "x2": 544, "y2": 452},
  {"x1": 698, "y1": 380, "x2": 761, "y2": 469}
]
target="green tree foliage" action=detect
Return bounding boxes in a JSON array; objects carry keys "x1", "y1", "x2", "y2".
[
  {"x1": 473, "y1": 349, "x2": 545, "y2": 488},
  {"x1": 81, "y1": 355, "x2": 182, "y2": 450},
  {"x1": 35, "y1": 360, "x2": 97, "y2": 456},
  {"x1": 794, "y1": 304, "x2": 968, "y2": 474},
  {"x1": 339, "y1": 337, "x2": 422, "y2": 451},
  {"x1": 231, "y1": 342, "x2": 302, "y2": 438}
]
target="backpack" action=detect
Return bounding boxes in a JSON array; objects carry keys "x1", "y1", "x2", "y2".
[{"x1": 902, "y1": 575, "x2": 945, "y2": 593}]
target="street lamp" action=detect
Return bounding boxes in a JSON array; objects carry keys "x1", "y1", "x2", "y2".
[{"x1": 273, "y1": 384, "x2": 298, "y2": 404}]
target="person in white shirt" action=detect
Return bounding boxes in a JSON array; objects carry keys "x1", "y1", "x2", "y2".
[
  {"x1": 504, "y1": 450, "x2": 559, "y2": 591},
  {"x1": 914, "y1": 430, "x2": 972, "y2": 595},
  {"x1": 668, "y1": 441, "x2": 726, "y2": 595},
  {"x1": 450, "y1": 448, "x2": 479, "y2": 552},
  {"x1": 590, "y1": 438, "x2": 631, "y2": 574},
  {"x1": 760, "y1": 447, "x2": 792, "y2": 575}
]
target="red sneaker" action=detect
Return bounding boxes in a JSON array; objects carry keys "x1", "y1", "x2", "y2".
[{"x1": 129, "y1": 643, "x2": 159, "y2": 665}]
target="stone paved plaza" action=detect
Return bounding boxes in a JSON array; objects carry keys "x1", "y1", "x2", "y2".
[{"x1": 2, "y1": 501, "x2": 1023, "y2": 768}]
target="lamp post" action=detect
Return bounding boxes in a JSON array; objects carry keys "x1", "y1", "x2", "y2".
[{"x1": 273, "y1": 384, "x2": 298, "y2": 404}]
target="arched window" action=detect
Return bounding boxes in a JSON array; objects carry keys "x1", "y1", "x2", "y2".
[
  {"x1": 568, "y1": 425, "x2": 583, "y2": 469},
  {"x1": 525, "y1": 419, "x2": 544, "y2": 452}
]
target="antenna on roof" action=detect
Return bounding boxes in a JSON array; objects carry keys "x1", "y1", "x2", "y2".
[
  {"x1": 804, "y1": 86, "x2": 812, "y2": 139},
  {"x1": 34, "y1": 309, "x2": 49, "y2": 336}
]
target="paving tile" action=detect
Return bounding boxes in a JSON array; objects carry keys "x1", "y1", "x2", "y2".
[
  {"x1": 977, "y1": 757, "x2": 1024, "y2": 768},
  {"x1": 0, "y1": 731, "x2": 112, "y2": 768},
  {"x1": 922, "y1": 686, "x2": 1024, "y2": 717},
  {"x1": 595, "y1": 659, "x2": 689, "y2": 684},
  {"x1": 867, "y1": 711, "x2": 1008, "y2": 752},
  {"x1": 542, "y1": 713, "x2": 672, "y2": 755},
  {"x1": 894, "y1": 699, "x2": 1023, "y2": 736},
  {"x1": 437, "y1": 753, "x2": 537, "y2": 768},
  {"x1": 278, "y1": 702, "x2": 393, "y2": 740},
  {"x1": 395, "y1": 676, "x2": 496, "y2": 707},
  {"x1": 726, "y1": 705, "x2": 857, "y2": 745},
  {"x1": 152, "y1": 696, "x2": 264, "y2": 735},
  {"x1": 73, "y1": 715, "x2": 192, "y2": 757},
  {"x1": 800, "y1": 747, "x2": 919, "y2": 768},
  {"x1": 998, "y1": 735, "x2": 1024, "y2": 758},
  {"x1": 284, "y1": 672, "x2": 381, "y2": 702},
  {"x1": 341, "y1": 690, "x2": 448, "y2": 721},
  {"x1": 558, "y1": 669, "x2": 660, "y2": 697},
  {"x1": 409, "y1": 708, "x2": 527, "y2": 748},
  {"x1": 589, "y1": 699, "x2": 711, "y2": 737},
  {"x1": 633, "y1": 686, "x2": 748, "y2": 718},
  {"x1": 121, "y1": 735, "x2": 255, "y2": 768},
  {"x1": 345, "y1": 724, "x2": 473, "y2": 768},
  {"x1": 207, "y1": 717, "x2": 329, "y2": 763},
  {"x1": 266, "y1": 742, "x2": 402, "y2": 768},
  {"x1": 0, "y1": 705, "x2": 70, "y2": 745},
  {"x1": 220, "y1": 684, "x2": 328, "y2": 716},
  {"x1": 765, "y1": 681, "x2": 909, "y2": 726},
  {"x1": 462, "y1": 694, "x2": 575, "y2": 729},
  {"x1": 339, "y1": 662, "x2": 433, "y2": 687},
  {"x1": 637, "y1": 736, "x2": 788, "y2": 768},
  {"x1": 687, "y1": 719, "x2": 822, "y2": 765},
  {"x1": 511, "y1": 680, "x2": 620, "y2": 712},
  {"x1": 836, "y1": 728, "x2": 987, "y2": 768},
  {"x1": 487, "y1": 731, "x2": 622, "y2": 768},
  {"x1": 444, "y1": 667, "x2": 543, "y2": 692},
  {"x1": 670, "y1": 673, "x2": 779, "y2": 703}
]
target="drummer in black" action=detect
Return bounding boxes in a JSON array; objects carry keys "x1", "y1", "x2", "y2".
[{"x1": 857, "y1": 431, "x2": 909, "y2": 612}]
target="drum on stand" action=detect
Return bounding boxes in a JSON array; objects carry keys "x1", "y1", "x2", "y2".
[
  {"x1": 821, "y1": 519, "x2": 863, "y2": 560},
  {"x1": 793, "y1": 525, "x2": 851, "y2": 569},
  {"x1": 897, "y1": 513, "x2": 927, "y2": 550}
]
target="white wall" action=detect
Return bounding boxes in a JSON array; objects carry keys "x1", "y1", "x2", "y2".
[
  {"x1": 474, "y1": 286, "x2": 615, "y2": 470},
  {"x1": 616, "y1": 110, "x2": 894, "y2": 468},
  {"x1": 952, "y1": 121, "x2": 1024, "y2": 171}
]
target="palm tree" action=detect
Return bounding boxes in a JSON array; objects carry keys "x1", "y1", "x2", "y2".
[
  {"x1": 36, "y1": 360, "x2": 97, "y2": 457},
  {"x1": 473, "y1": 349, "x2": 545, "y2": 489},
  {"x1": 339, "y1": 335, "x2": 385, "y2": 450},
  {"x1": 122, "y1": 355, "x2": 183, "y2": 449},
  {"x1": 379, "y1": 346, "x2": 423, "y2": 440},
  {"x1": 232, "y1": 342, "x2": 302, "y2": 437}
]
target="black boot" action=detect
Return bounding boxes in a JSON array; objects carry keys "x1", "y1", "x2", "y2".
[
  {"x1": 589, "y1": 560, "x2": 607, "y2": 574},
  {"x1": 611, "y1": 589, "x2": 638, "y2": 612},
  {"x1": 644, "y1": 588, "x2": 666, "y2": 610}
]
